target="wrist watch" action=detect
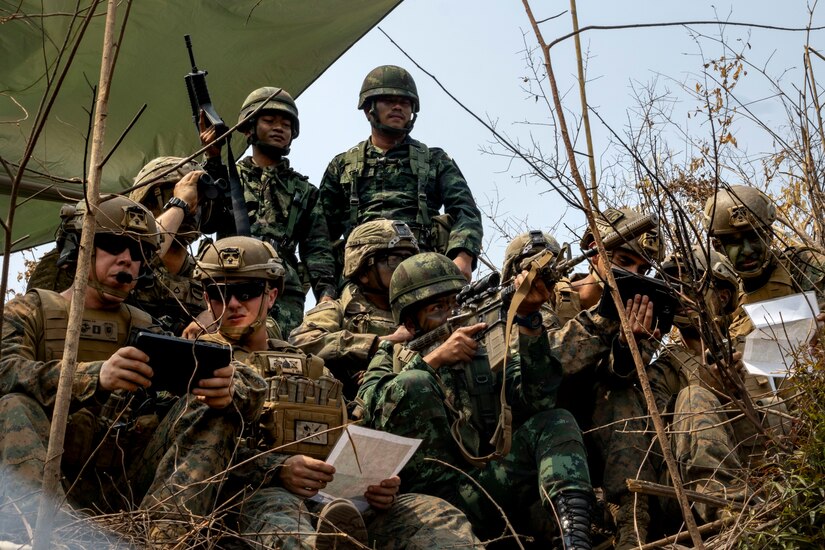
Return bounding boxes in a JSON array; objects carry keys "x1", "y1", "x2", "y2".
[
  {"x1": 514, "y1": 311, "x2": 543, "y2": 330},
  {"x1": 163, "y1": 196, "x2": 190, "y2": 214}
]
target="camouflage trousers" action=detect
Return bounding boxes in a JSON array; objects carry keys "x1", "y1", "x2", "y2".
[
  {"x1": 0, "y1": 392, "x2": 242, "y2": 544},
  {"x1": 364, "y1": 369, "x2": 592, "y2": 542},
  {"x1": 660, "y1": 385, "x2": 746, "y2": 523},
  {"x1": 272, "y1": 290, "x2": 306, "y2": 338},
  {"x1": 236, "y1": 487, "x2": 481, "y2": 549}
]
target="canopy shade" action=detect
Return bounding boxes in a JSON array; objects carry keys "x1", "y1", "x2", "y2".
[{"x1": 0, "y1": 0, "x2": 400, "y2": 252}]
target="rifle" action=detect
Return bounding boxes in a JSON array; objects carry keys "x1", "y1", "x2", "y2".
[
  {"x1": 406, "y1": 213, "x2": 661, "y2": 371},
  {"x1": 183, "y1": 34, "x2": 251, "y2": 236}
]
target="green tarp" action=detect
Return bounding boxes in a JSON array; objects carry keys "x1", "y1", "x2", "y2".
[{"x1": 0, "y1": 0, "x2": 400, "y2": 252}]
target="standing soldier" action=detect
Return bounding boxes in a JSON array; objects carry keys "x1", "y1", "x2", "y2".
[
  {"x1": 0, "y1": 196, "x2": 265, "y2": 545},
  {"x1": 319, "y1": 65, "x2": 483, "y2": 281},
  {"x1": 193, "y1": 236, "x2": 480, "y2": 549},
  {"x1": 555, "y1": 207, "x2": 663, "y2": 549},
  {"x1": 289, "y1": 219, "x2": 419, "y2": 399},
  {"x1": 203, "y1": 86, "x2": 338, "y2": 335}
]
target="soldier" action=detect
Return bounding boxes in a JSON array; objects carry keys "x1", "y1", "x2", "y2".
[
  {"x1": 203, "y1": 86, "x2": 337, "y2": 335},
  {"x1": 26, "y1": 157, "x2": 209, "y2": 335},
  {"x1": 0, "y1": 195, "x2": 266, "y2": 545},
  {"x1": 702, "y1": 184, "x2": 825, "y2": 339},
  {"x1": 555, "y1": 207, "x2": 664, "y2": 549},
  {"x1": 501, "y1": 230, "x2": 563, "y2": 330},
  {"x1": 319, "y1": 65, "x2": 483, "y2": 281},
  {"x1": 193, "y1": 236, "x2": 480, "y2": 549},
  {"x1": 648, "y1": 245, "x2": 749, "y2": 525},
  {"x1": 289, "y1": 219, "x2": 419, "y2": 399},
  {"x1": 357, "y1": 252, "x2": 658, "y2": 548}
]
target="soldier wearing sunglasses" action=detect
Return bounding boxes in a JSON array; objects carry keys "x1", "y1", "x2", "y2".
[
  {"x1": 0, "y1": 195, "x2": 266, "y2": 545},
  {"x1": 290, "y1": 220, "x2": 420, "y2": 399},
  {"x1": 194, "y1": 235, "x2": 479, "y2": 549}
]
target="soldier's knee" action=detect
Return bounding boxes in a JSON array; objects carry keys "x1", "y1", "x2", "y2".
[
  {"x1": 675, "y1": 385, "x2": 721, "y2": 415},
  {"x1": 0, "y1": 394, "x2": 47, "y2": 425}
]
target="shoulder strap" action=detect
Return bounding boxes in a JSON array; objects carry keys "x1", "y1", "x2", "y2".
[
  {"x1": 342, "y1": 141, "x2": 369, "y2": 235},
  {"x1": 283, "y1": 179, "x2": 310, "y2": 251},
  {"x1": 408, "y1": 141, "x2": 432, "y2": 228}
]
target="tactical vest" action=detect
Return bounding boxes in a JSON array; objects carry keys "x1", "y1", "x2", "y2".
[
  {"x1": 242, "y1": 341, "x2": 347, "y2": 459},
  {"x1": 340, "y1": 139, "x2": 452, "y2": 252},
  {"x1": 554, "y1": 279, "x2": 582, "y2": 326},
  {"x1": 33, "y1": 288, "x2": 153, "y2": 362},
  {"x1": 340, "y1": 285, "x2": 397, "y2": 337}
]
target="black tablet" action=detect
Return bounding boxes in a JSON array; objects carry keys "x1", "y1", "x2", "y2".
[{"x1": 129, "y1": 331, "x2": 232, "y2": 395}]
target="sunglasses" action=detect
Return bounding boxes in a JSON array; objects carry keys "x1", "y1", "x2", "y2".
[
  {"x1": 95, "y1": 234, "x2": 152, "y2": 262},
  {"x1": 369, "y1": 252, "x2": 413, "y2": 270},
  {"x1": 205, "y1": 281, "x2": 267, "y2": 303}
]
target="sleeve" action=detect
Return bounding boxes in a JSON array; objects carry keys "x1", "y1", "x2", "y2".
[
  {"x1": 0, "y1": 293, "x2": 106, "y2": 408},
  {"x1": 319, "y1": 154, "x2": 348, "y2": 243},
  {"x1": 356, "y1": 341, "x2": 438, "y2": 405},
  {"x1": 646, "y1": 354, "x2": 682, "y2": 417},
  {"x1": 288, "y1": 301, "x2": 379, "y2": 381},
  {"x1": 547, "y1": 307, "x2": 620, "y2": 376},
  {"x1": 434, "y1": 150, "x2": 483, "y2": 263},
  {"x1": 296, "y1": 183, "x2": 338, "y2": 300},
  {"x1": 228, "y1": 361, "x2": 267, "y2": 423}
]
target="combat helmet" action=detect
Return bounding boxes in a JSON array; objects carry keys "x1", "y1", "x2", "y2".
[
  {"x1": 57, "y1": 194, "x2": 160, "y2": 267},
  {"x1": 502, "y1": 230, "x2": 561, "y2": 281},
  {"x1": 390, "y1": 252, "x2": 466, "y2": 323},
  {"x1": 343, "y1": 220, "x2": 420, "y2": 280},
  {"x1": 581, "y1": 207, "x2": 664, "y2": 263},
  {"x1": 238, "y1": 86, "x2": 300, "y2": 138},
  {"x1": 194, "y1": 236, "x2": 285, "y2": 294},
  {"x1": 702, "y1": 185, "x2": 775, "y2": 236},
  {"x1": 358, "y1": 65, "x2": 420, "y2": 112},
  {"x1": 661, "y1": 245, "x2": 740, "y2": 328}
]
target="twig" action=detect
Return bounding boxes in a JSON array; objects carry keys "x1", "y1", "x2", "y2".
[
  {"x1": 626, "y1": 479, "x2": 747, "y2": 512},
  {"x1": 639, "y1": 517, "x2": 732, "y2": 550}
]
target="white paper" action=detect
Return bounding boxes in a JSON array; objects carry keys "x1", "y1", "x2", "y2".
[
  {"x1": 312, "y1": 425, "x2": 421, "y2": 511},
  {"x1": 741, "y1": 291, "x2": 819, "y2": 378}
]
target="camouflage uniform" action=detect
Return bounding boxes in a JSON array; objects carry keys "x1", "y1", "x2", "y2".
[
  {"x1": 217, "y1": 338, "x2": 481, "y2": 550},
  {"x1": 0, "y1": 288, "x2": 266, "y2": 544},
  {"x1": 289, "y1": 282, "x2": 396, "y2": 399},
  {"x1": 320, "y1": 65, "x2": 483, "y2": 271},
  {"x1": 233, "y1": 156, "x2": 337, "y2": 335},
  {"x1": 647, "y1": 343, "x2": 746, "y2": 523},
  {"x1": 357, "y1": 253, "x2": 623, "y2": 546}
]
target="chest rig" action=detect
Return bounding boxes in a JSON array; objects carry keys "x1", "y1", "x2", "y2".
[{"x1": 243, "y1": 341, "x2": 347, "y2": 459}]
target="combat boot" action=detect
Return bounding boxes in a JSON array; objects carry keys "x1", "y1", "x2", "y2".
[
  {"x1": 612, "y1": 493, "x2": 649, "y2": 550},
  {"x1": 315, "y1": 498, "x2": 368, "y2": 550},
  {"x1": 552, "y1": 490, "x2": 594, "y2": 550}
]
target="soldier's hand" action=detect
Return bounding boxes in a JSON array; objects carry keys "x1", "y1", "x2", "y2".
[
  {"x1": 703, "y1": 350, "x2": 745, "y2": 392},
  {"x1": 280, "y1": 455, "x2": 336, "y2": 498},
  {"x1": 453, "y1": 252, "x2": 474, "y2": 282},
  {"x1": 192, "y1": 363, "x2": 235, "y2": 409},
  {"x1": 424, "y1": 323, "x2": 485, "y2": 369},
  {"x1": 100, "y1": 346, "x2": 153, "y2": 392},
  {"x1": 172, "y1": 170, "x2": 201, "y2": 214},
  {"x1": 199, "y1": 110, "x2": 222, "y2": 158},
  {"x1": 380, "y1": 324, "x2": 414, "y2": 345},
  {"x1": 365, "y1": 475, "x2": 400, "y2": 510},
  {"x1": 618, "y1": 294, "x2": 661, "y2": 344},
  {"x1": 514, "y1": 270, "x2": 552, "y2": 316}
]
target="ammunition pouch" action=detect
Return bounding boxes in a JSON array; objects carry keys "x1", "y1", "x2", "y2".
[
  {"x1": 462, "y1": 356, "x2": 499, "y2": 440},
  {"x1": 296, "y1": 262, "x2": 312, "y2": 295},
  {"x1": 247, "y1": 349, "x2": 347, "y2": 459},
  {"x1": 430, "y1": 213, "x2": 454, "y2": 255}
]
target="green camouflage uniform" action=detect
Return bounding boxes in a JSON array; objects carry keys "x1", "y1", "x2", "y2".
[
  {"x1": 219, "y1": 338, "x2": 481, "y2": 550},
  {"x1": 289, "y1": 282, "x2": 397, "y2": 399},
  {"x1": 0, "y1": 290, "x2": 266, "y2": 543},
  {"x1": 357, "y1": 310, "x2": 619, "y2": 542},
  {"x1": 320, "y1": 137, "x2": 483, "y2": 265},
  {"x1": 232, "y1": 157, "x2": 337, "y2": 335},
  {"x1": 26, "y1": 247, "x2": 207, "y2": 336},
  {"x1": 647, "y1": 342, "x2": 746, "y2": 524}
]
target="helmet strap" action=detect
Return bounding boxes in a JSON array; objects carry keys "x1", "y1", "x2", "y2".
[{"x1": 366, "y1": 100, "x2": 415, "y2": 136}]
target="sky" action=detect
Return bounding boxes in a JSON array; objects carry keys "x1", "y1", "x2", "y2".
[{"x1": 6, "y1": 0, "x2": 824, "y2": 302}]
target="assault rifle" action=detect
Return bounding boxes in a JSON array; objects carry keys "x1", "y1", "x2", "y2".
[
  {"x1": 406, "y1": 213, "x2": 661, "y2": 371},
  {"x1": 183, "y1": 34, "x2": 250, "y2": 236}
]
